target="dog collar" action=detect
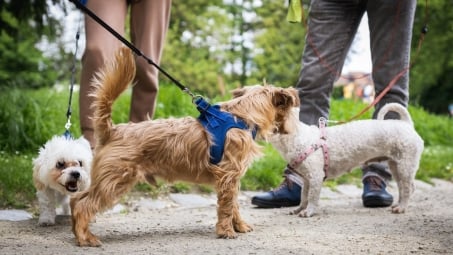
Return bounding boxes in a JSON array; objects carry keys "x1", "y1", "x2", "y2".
[
  {"x1": 195, "y1": 97, "x2": 257, "y2": 165},
  {"x1": 287, "y1": 117, "x2": 329, "y2": 180}
]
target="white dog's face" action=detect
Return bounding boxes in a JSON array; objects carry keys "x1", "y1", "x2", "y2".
[{"x1": 33, "y1": 136, "x2": 92, "y2": 195}]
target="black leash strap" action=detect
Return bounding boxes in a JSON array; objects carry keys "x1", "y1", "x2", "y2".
[
  {"x1": 64, "y1": 9, "x2": 84, "y2": 139},
  {"x1": 68, "y1": 0, "x2": 195, "y2": 98}
]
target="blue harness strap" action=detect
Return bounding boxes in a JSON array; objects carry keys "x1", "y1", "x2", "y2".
[
  {"x1": 195, "y1": 97, "x2": 256, "y2": 164},
  {"x1": 63, "y1": 130, "x2": 73, "y2": 140}
]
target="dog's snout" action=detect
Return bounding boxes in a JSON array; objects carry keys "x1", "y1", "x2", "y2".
[{"x1": 71, "y1": 171, "x2": 81, "y2": 179}]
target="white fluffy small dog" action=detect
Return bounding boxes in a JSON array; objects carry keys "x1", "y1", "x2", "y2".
[
  {"x1": 269, "y1": 103, "x2": 424, "y2": 217},
  {"x1": 33, "y1": 135, "x2": 92, "y2": 226}
]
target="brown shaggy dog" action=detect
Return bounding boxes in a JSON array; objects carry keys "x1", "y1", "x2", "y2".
[{"x1": 70, "y1": 47, "x2": 299, "y2": 247}]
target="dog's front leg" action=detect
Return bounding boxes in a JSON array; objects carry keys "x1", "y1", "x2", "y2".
[
  {"x1": 37, "y1": 188, "x2": 57, "y2": 226},
  {"x1": 71, "y1": 192, "x2": 102, "y2": 247},
  {"x1": 298, "y1": 174, "x2": 323, "y2": 217},
  {"x1": 291, "y1": 175, "x2": 309, "y2": 216},
  {"x1": 215, "y1": 177, "x2": 241, "y2": 239},
  {"x1": 232, "y1": 200, "x2": 253, "y2": 233}
]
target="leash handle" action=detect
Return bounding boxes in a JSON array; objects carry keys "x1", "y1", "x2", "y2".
[{"x1": 68, "y1": 0, "x2": 191, "y2": 95}]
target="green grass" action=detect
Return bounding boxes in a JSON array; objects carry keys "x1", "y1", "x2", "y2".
[
  {"x1": 0, "y1": 85, "x2": 452, "y2": 208},
  {"x1": 0, "y1": 151, "x2": 36, "y2": 208}
]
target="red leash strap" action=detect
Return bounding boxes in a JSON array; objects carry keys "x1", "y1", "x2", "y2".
[{"x1": 341, "y1": 67, "x2": 409, "y2": 123}]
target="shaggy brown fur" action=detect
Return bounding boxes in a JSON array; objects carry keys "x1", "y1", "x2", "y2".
[{"x1": 70, "y1": 47, "x2": 299, "y2": 247}]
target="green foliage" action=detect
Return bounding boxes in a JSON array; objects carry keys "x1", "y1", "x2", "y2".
[
  {"x1": 252, "y1": 0, "x2": 306, "y2": 87},
  {"x1": 0, "y1": 0, "x2": 64, "y2": 33},
  {"x1": 163, "y1": 0, "x2": 231, "y2": 98},
  {"x1": 418, "y1": 146, "x2": 453, "y2": 182},
  {"x1": 0, "y1": 0, "x2": 65, "y2": 90},
  {"x1": 1, "y1": 1, "x2": 452, "y2": 114},
  {"x1": 0, "y1": 88, "x2": 75, "y2": 152},
  {"x1": 0, "y1": 152, "x2": 35, "y2": 208},
  {"x1": 170, "y1": 183, "x2": 192, "y2": 194},
  {"x1": 1, "y1": 1, "x2": 451, "y2": 114},
  {"x1": 154, "y1": 84, "x2": 203, "y2": 118},
  {"x1": 0, "y1": 30, "x2": 58, "y2": 89},
  {"x1": 409, "y1": 106, "x2": 453, "y2": 146},
  {"x1": 410, "y1": 0, "x2": 453, "y2": 114},
  {"x1": 242, "y1": 143, "x2": 286, "y2": 191}
]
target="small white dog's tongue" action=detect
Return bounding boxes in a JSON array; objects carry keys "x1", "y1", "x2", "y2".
[{"x1": 65, "y1": 181, "x2": 78, "y2": 192}]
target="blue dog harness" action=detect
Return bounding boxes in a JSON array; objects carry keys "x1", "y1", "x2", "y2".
[{"x1": 195, "y1": 97, "x2": 257, "y2": 164}]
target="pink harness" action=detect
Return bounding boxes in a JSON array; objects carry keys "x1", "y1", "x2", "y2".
[{"x1": 287, "y1": 117, "x2": 329, "y2": 181}]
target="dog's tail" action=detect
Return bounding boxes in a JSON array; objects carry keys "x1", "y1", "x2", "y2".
[
  {"x1": 91, "y1": 47, "x2": 136, "y2": 145},
  {"x1": 376, "y1": 103, "x2": 413, "y2": 126}
]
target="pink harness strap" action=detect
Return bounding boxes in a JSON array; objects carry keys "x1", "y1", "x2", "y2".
[{"x1": 287, "y1": 117, "x2": 329, "y2": 180}]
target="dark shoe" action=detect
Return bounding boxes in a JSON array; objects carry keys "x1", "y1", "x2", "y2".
[
  {"x1": 362, "y1": 176, "x2": 393, "y2": 207},
  {"x1": 251, "y1": 178, "x2": 301, "y2": 208}
]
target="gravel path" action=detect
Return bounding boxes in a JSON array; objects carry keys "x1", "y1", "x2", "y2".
[{"x1": 1, "y1": 179, "x2": 452, "y2": 254}]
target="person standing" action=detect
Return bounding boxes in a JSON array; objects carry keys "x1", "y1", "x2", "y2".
[
  {"x1": 79, "y1": 0, "x2": 172, "y2": 149},
  {"x1": 252, "y1": 0, "x2": 416, "y2": 208}
]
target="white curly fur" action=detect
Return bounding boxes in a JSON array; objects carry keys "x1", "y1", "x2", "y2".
[
  {"x1": 32, "y1": 136, "x2": 92, "y2": 226},
  {"x1": 269, "y1": 103, "x2": 424, "y2": 217}
]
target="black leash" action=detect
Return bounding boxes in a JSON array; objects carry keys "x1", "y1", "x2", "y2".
[
  {"x1": 63, "y1": 9, "x2": 84, "y2": 139},
  {"x1": 68, "y1": 0, "x2": 198, "y2": 99}
]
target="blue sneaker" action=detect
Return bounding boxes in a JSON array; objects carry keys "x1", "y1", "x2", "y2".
[
  {"x1": 362, "y1": 176, "x2": 393, "y2": 207},
  {"x1": 251, "y1": 178, "x2": 301, "y2": 208}
]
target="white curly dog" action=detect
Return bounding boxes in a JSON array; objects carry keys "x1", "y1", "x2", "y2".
[
  {"x1": 269, "y1": 103, "x2": 424, "y2": 217},
  {"x1": 33, "y1": 136, "x2": 92, "y2": 226}
]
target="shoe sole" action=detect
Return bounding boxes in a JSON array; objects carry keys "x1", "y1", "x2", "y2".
[
  {"x1": 362, "y1": 197, "x2": 393, "y2": 208},
  {"x1": 251, "y1": 198, "x2": 300, "y2": 208}
]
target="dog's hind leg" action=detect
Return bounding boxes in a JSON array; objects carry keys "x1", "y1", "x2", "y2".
[
  {"x1": 389, "y1": 159, "x2": 416, "y2": 214},
  {"x1": 71, "y1": 191, "x2": 102, "y2": 247},
  {"x1": 71, "y1": 164, "x2": 139, "y2": 246}
]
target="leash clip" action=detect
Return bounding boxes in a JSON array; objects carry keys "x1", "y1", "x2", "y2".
[
  {"x1": 318, "y1": 117, "x2": 327, "y2": 128},
  {"x1": 65, "y1": 118, "x2": 72, "y2": 130}
]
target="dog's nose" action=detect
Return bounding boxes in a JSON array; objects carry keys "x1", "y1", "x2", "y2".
[{"x1": 71, "y1": 172, "x2": 81, "y2": 179}]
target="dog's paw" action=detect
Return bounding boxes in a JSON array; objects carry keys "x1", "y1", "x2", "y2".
[
  {"x1": 38, "y1": 217, "x2": 55, "y2": 227},
  {"x1": 216, "y1": 227, "x2": 238, "y2": 239},
  {"x1": 290, "y1": 206, "x2": 304, "y2": 216},
  {"x1": 76, "y1": 233, "x2": 102, "y2": 247},
  {"x1": 391, "y1": 205, "x2": 406, "y2": 214},
  {"x1": 297, "y1": 208, "x2": 315, "y2": 218},
  {"x1": 234, "y1": 221, "x2": 253, "y2": 233}
]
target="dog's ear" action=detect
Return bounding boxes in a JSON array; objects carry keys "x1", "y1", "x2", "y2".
[
  {"x1": 288, "y1": 87, "x2": 300, "y2": 107},
  {"x1": 273, "y1": 88, "x2": 300, "y2": 109}
]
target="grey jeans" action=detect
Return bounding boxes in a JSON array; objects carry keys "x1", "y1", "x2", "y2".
[{"x1": 295, "y1": 0, "x2": 416, "y2": 179}]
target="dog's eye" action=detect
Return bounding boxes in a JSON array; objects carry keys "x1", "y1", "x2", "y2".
[
  {"x1": 56, "y1": 161, "x2": 65, "y2": 169},
  {"x1": 78, "y1": 160, "x2": 83, "y2": 167}
]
